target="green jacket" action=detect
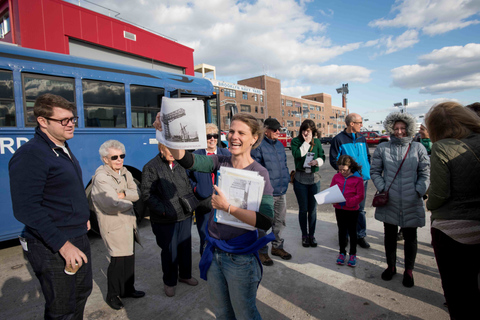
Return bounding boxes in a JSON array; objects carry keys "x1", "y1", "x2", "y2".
[
  {"x1": 427, "y1": 134, "x2": 480, "y2": 222},
  {"x1": 291, "y1": 137, "x2": 325, "y2": 173}
]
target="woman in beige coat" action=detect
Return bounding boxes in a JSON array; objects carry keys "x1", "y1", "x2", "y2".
[{"x1": 91, "y1": 140, "x2": 144, "y2": 310}]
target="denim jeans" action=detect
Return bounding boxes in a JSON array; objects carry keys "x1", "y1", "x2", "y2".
[
  {"x1": 151, "y1": 217, "x2": 192, "y2": 287},
  {"x1": 356, "y1": 180, "x2": 368, "y2": 239},
  {"x1": 26, "y1": 234, "x2": 93, "y2": 320},
  {"x1": 293, "y1": 180, "x2": 320, "y2": 237},
  {"x1": 258, "y1": 194, "x2": 287, "y2": 253},
  {"x1": 208, "y1": 249, "x2": 262, "y2": 320}
]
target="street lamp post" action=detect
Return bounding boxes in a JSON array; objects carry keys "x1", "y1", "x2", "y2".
[{"x1": 394, "y1": 98, "x2": 408, "y2": 113}]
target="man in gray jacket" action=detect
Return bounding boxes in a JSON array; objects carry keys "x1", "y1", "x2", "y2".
[{"x1": 252, "y1": 118, "x2": 292, "y2": 265}]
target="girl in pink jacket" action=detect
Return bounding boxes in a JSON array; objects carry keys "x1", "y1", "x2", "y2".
[{"x1": 330, "y1": 155, "x2": 365, "y2": 267}]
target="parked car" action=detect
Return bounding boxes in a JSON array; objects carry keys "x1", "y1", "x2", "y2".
[
  {"x1": 361, "y1": 131, "x2": 390, "y2": 145},
  {"x1": 320, "y1": 136, "x2": 333, "y2": 144}
]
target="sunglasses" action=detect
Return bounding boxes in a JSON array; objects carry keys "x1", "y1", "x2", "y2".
[
  {"x1": 207, "y1": 134, "x2": 219, "y2": 140},
  {"x1": 110, "y1": 154, "x2": 126, "y2": 160}
]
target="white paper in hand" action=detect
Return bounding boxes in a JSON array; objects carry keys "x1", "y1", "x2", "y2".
[
  {"x1": 314, "y1": 184, "x2": 346, "y2": 205},
  {"x1": 155, "y1": 96, "x2": 207, "y2": 150}
]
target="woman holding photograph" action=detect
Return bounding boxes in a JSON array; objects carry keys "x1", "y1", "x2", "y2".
[
  {"x1": 154, "y1": 112, "x2": 274, "y2": 320},
  {"x1": 291, "y1": 119, "x2": 325, "y2": 248}
]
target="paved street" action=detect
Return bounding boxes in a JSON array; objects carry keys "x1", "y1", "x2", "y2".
[{"x1": 0, "y1": 144, "x2": 449, "y2": 320}]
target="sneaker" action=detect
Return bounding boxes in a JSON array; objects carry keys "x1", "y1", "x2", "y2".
[
  {"x1": 336, "y1": 253, "x2": 346, "y2": 265},
  {"x1": 259, "y1": 253, "x2": 274, "y2": 266},
  {"x1": 358, "y1": 238, "x2": 371, "y2": 248},
  {"x1": 271, "y1": 248, "x2": 292, "y2": 260},
  {"x1": 347, "y1": 254, "x2": 357, "y2": 267}
]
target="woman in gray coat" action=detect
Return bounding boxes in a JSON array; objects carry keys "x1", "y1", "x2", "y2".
[{"x1": 370, "y1": 112, "x2": 430, "y2": 287}]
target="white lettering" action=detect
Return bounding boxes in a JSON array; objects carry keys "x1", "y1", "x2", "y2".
[
  {"x1": 0, "y1": 138, "x2": 15, "y2": 154},
  {"x1": 17, "y1": 137, "x2": 29, "y2": 149}
]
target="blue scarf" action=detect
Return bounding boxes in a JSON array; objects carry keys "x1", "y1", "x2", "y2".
[{"x1": 199, "y1": 224, "x2": 275, "y2": 281}]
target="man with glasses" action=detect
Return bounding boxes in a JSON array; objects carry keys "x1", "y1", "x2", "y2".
[
  {"x1": 330, "y1": 113, "x2": 372, "y2": 249},
  {"x1": 252, "y1": 118, "x2": 292, "y2": 265},
  {"x1": 9, "y1": 93, "x2": 92, "y2": 319}
]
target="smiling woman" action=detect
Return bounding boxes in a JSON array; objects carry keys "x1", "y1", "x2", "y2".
[{"x1": 153, "y1": 112, "x2": 274, "y2": 319}]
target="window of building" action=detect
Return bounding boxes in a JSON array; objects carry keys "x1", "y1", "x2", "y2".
[
  {"x1": 287, "y1": 120, "x2": 294, "y2": 127},
  {"x1": 83, "y1": 80, "x2": 126, "y2": 127},
  {"x1": 303, "y1": 103, "x2": 308, "y2": 110},
  {"x1": 130, "y1": 85, "x2": 164, "y2": 128},
  {"x1": 224, "y1": 89, "x2": 236, "y2": 98},
  {"x1": 281, "y1": 99, "x2": 284, "y2": 105},
  {"x1": 242, "y1": 92, "x2": 248, "y2": 100},
  {"x1": 214, "y1": 86, "x2": 220, "y2": 95},
  {"x1": 310, "y1": 105, "x2": 314, "y2": 110},
  {"x1": 317, "y1": 106, "x2": 321, "y2": 111},
  {"x1": 255, "y1": 106, "x2": 258, "y2": 113},
  {"x1": 282, "y1": 110, "x2": 285, "y2": 116},
  {"x1": 286, "y1": 100, "x2": 293, "y2": 107},
  {"x1": 0, "y1": 70, "x2": 15, "y2": 127},
  {"x1": 254, "y1": 95, "x2": 257, "y2": 101},
  {"x1": 295, "y1": 121, "x2": 300, "y2": 127},
  {"x1": 241, "y1": 105, "x2": 251, "y2": 112},
  {"x1": 261, "y1": 107, "x2": 264, "y2": 114},
  {"x1": 0, "y1": 12, "x2": 11, "y2": 38},
  {"x1": 311, "y1": 114, "x2": 315, "y2": 119},
  {"x1": 260, "y1": 95, "x2": 264, "y2": 102},
  {"x1": 23, "y1": 73, "x2": 76, "y2": 127}
]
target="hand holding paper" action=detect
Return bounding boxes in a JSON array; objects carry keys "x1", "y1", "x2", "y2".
[{"x1": 314, "y1": 185, "x2": 346, "y2": 205}]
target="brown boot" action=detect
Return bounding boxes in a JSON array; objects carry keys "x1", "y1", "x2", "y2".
[
  {"x1": 271, "y1": 248, "x2": 292, "y2": 260},
  {"x1": 259, "y1": 253, "x2": 273, "y2": 266}
]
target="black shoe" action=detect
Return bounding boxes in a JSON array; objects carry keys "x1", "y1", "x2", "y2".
[
  {"x1": 106, "y1": 296, "x2": 124, "y2": 310},
  {"x1": 302, "y1": 237, "x2": 310, "y2": 247},
  {"x1": 309, "y1": 237, "x2": 317, "y2": 247},
  {"x1": 358, "y1": 238, "x2": 370, "y2": 248},
  {"x1": 122, "y1": 290, "x2": 145, "y2": 298},
  {"x1": 402, "y1": 271, "x2": 414, "y2": 288},
  {"x1": 381, "y1": 267, "x2": 397, "y2": 281}
]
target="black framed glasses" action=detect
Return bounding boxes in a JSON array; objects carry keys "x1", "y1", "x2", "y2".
[
  {"x1": 44, "y1": 116, "x2": 79, "y2": 126},
  {"x1": 110, "y1": 154, "x2": 126, "y2": 160},
  {"x1": 207, "y1": 134, "x2": 219, "y2": 140}
]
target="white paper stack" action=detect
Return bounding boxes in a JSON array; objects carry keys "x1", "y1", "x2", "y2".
[{"x1": 214, "y1": 167, "x2": 265, "y2": 231}]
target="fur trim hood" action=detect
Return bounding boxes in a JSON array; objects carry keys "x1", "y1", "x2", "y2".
[{"x1": 384, "y1": 112, "x2": 417, "y2": 137}]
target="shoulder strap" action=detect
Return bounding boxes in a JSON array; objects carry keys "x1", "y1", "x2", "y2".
[{"x1": 386, "y1": 143, "x2": 411, "y2": 192}]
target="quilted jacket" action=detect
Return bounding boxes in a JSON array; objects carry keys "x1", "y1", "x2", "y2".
[
  {"x1": 427, "y1": 134, "x2": 480, "y2": 221},
  {"x1": 371, "y1": 112, "x2": 430, "y2": 228}
]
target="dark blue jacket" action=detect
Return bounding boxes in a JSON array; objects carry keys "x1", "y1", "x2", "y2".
[
  {"x1": 187, "y1": 147, "x2": 231, "y2": 199},
  {"x1": 9, "y1": 127, "x2": 90, "y2": 252},
  {"x1": 251, "y1": 136, "x2": 290, "y2": 196},
  {"x1": 330, "y1": 129, "x2": 371, "y2": 180}
]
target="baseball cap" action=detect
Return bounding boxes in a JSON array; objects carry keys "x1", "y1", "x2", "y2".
[{"x1": 264, "y1": 118, "x2": 281, "y2": 131}]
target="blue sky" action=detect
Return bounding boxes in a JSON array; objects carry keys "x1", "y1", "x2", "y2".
[{"x1": 68, "y1": 0, "x2": 480, "y2": 131}]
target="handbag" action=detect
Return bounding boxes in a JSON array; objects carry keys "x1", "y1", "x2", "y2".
[
  {"x1": 289, "y1": 170, "x2": 296, "y2": 184},
  {"x1": 179, "y1": 193, "x2": 200, "y2": 214},
  {"x1": 372, "y1": 143, "x2": 411, "y2": 207}
]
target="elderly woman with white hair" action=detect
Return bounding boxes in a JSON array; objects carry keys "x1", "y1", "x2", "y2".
[{"x1": 91, "y1": 140, "x2": 144, "y2": 310}]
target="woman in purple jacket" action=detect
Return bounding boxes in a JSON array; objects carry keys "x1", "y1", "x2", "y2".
[{"x1": 330, "y1": 155, "x2": 365, "y2": 267}]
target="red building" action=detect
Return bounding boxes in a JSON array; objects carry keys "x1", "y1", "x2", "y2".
[{"x1": 0, "y1": 0, "x2": 195, "y2": 75}]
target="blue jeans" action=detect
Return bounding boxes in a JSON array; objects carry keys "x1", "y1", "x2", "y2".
[
  {"x1": 26, "y1": 234, "x2": 92, "y2": 320},
  {"x1": 207, "y1": 249, "x2": 262, "y2": 320},
  {"x1": 151, "y1": 217, "x2": 192, "y2": 287},
  {"x1": 293, "y1": 180, "x2": 320, "y2": 237},
  {"x1": 356, "y1": 180, "x2": 368, "y2": 239}
]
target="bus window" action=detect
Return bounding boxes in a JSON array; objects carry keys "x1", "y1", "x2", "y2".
[
  {"x1": 83, "y1": 80, "x2": 126, "y2": 128},
  {"x1": 23, "y1": 74, "x2": 75, "y2": 127},
  {"x1": 0, "y1": 70, "x2": 15, "y2": 127},
  {"x1": 130, "y1": 84, "x2": 164, "y2": 128}
]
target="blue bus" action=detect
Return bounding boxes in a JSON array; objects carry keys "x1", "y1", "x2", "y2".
[{"x1": 0, "y1": 43, "x2": 219, "y2": 241}]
